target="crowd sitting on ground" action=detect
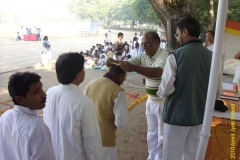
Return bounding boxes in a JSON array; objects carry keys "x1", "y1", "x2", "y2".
[{"x1": 80, "y1": 31, "x2": 167, "y2": 70}]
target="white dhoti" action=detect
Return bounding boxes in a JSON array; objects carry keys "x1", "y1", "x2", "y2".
[
  {"x1": 41, "y1": 51, "x2": 51, "y2": 66},
  {"x1": 41, "y1": 53, "x2": 48, "y2": 66},
  {"x1": 146, "y1": 98, "x2": 164, "y2": 160},
  {"x1": 162, "y1": 123, "x2": 202, "y2": 160}
]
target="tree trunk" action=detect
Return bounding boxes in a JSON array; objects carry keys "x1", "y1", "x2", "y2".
[
  {"x1": 149, "y1": 0, "x2": 197, "y2": 32},
  {"x1": 208, "y1": 0, "x2": 214, "y2": 30},
  {"x1": 148, "y1": 0, "x2": 197, "y2": 49}
]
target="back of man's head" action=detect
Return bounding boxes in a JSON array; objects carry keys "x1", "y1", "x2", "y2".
[
  {"x1": 56, "y1": 52, "x2": 84, "y2": 84},
  {"x1": 8, "y1": 72, "x2": 41, "y2": 105},
  {"x1": 118, "y1": 32, "x2": 124, "y2": 38},
  {"x1": 110, "y1": 64, "x2": 125, "y2": 75},
  {"x1": 176, "y1": 15, "x2": 200, "y2": 38}
]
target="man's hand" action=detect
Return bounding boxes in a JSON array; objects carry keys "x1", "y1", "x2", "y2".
[
  {"x1": 119, "y1": 61, "x2": 134, "y2": 72},
  {"x1": 234, "y1": 51, "x2": 240, "y2": 60}
]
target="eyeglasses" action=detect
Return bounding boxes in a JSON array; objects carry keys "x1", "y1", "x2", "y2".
[
  {"x1": 174, "y1": 33, "x2": 178, "y2": 40},
  {"x1": 141, "y1": 43, "x2": 151, "y2": 47}
]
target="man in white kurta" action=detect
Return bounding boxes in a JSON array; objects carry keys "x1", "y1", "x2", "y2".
[
  {"x1": 0, "y1": 105, "x2": 56, "y2": 160},
  {"x1": 43, "y1": 53, "x2": 103, "y2": 160},
  {"x1": 0, "y1": 71, "x2": 55, "y2": 160}
]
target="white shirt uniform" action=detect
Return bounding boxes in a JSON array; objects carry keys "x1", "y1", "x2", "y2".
[
  {"x1": 0, "y1": 105, "x2": 56, "y2": 160},
  {"x1": 104, "y1": 37, "x2": 110, "y2": 45},
  {"x1": 83, "y1": 89, "x2": 128, "y2": 160},
  {"x1": 207, "y1": 44, "x2": 214, "y2": 51},
  {"x1": 44, "y1": 84, "x2": 103, "y2": 160}
]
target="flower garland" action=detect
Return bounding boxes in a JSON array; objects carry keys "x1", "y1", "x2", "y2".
[
  {"x1": 0, "y1": 99, "x2": 12, "y2": 104},
  {"x1": 0, "y1": 99, "x2": 13, "y2": 115},
  {"x1": 128, "y1": 94, "x2": 148, "y2": 110}
]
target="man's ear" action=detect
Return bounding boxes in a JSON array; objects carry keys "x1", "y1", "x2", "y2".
[
  {"x1": 183, "y1": 28, "x2": 189, "y2": 37},
  {"x1": 15, "y1": 96, "x2": 25, "y2": 106}
]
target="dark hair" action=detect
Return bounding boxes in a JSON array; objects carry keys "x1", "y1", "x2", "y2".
[
  {"x1": 145, "y1": 31, "x2": 161, "y2": 43},
  {"x1": 118, "y1": 32, "x2": 124, "y2": 37},
  {"x1": 110, "y1": 65, "x2": 125, "y2": 75},
  {"x1": 43, "y1": 36, "x2": 48, "y2": 41},
  {"x1": 176, "y1": 15, "x2": 200, "y2": 38},
  {"x1": 206, "y1": 30, "x2": 215, "y2": 37},
  {"x1": 133, "y1": 37, "x2": 138, "y2": 41},
  {"x1": 56, "y1": 52, "x2": 84, "y2": 84},
  {"x1": 8, "y1": 72, "x2": 41, "y2": 105}
]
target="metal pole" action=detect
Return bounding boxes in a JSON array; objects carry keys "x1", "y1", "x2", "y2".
[{"x1": 196, "y1": 0, "x2": 229, "y2": 159}]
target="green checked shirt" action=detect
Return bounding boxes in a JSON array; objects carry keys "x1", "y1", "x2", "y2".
[{"x1": 128, "y1": 47, "x2": 168, "y2": 101}]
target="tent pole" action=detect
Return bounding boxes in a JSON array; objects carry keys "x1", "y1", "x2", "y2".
[{"x1": 196, "y1": 0, "x2": 229, "y2": 159}]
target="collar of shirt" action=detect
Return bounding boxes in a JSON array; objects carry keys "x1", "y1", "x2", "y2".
[
  {"x1": 179, "y1": 39, "x2": 202, "y2": 48},
  {"x1": 14, "y1": 105, "x2": 39, "y2": 118},
  {"x1": 148, "y1": 47, "x2": 162, "y2": 65},
  {"x1": 60, "y1": 83, "x2": 81, "y2": 94}
]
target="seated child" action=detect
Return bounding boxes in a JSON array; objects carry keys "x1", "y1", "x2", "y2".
[{"x1": 93, "y1": 55, "x2": 106, "y2": 69}]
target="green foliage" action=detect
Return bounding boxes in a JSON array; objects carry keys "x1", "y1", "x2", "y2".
[
  {"x1": 130, "y1": 0, "x2": 160, "y2": 24},
  {"x1": 194, "y1": 0, "x2": 211, "y2": 27},
  {"x1": 69, "y1": 0, "x2": 160, "y2": 25},
  {"x1": 227, "y1": 0, "x2": 240, "y2": 21},
  {"x1": 194, "y1": 0, "x2": 240, "y2": 29},
  {"x1": 69, "y1": 0, "x2": 113, "y2": 21}
]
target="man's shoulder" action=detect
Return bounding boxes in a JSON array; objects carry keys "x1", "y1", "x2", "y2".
[
  {"x1": 47, "y1": 85, "x2": 60, "y2": 93},
  {"x1": 87, "y1": 77, "x2": 104, "y2": 85}
]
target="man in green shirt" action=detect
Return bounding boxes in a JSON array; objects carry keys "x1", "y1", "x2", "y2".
[{"x1": 107, "y1": 31, "x2": 168, "y2": 160}]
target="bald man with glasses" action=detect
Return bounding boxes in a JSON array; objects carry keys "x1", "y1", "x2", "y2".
[{"x1": 107, "y1": 31, "x2": 168, "y2": 160}]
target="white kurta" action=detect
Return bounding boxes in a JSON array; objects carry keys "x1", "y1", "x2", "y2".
[
  {"x1": 44, "y1": 84, "x2": 103, "y2": 160},
  {"x1": 83, "y1": 89, "x2": 128, "y2": 160},
  {"x1": 0, "y1": 105, "x2": 56, "y2": 160}
]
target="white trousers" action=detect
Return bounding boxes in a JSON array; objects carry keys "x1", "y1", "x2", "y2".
[
  {"x1": 146, "y1": 98, "x2": 164, "y2": 160},
  {"x1": 162, "y1": 123, "x2": 202, "y2": 160},
  {"x1": 102, "y1": 146, "x2": 117, "y2": 160}
]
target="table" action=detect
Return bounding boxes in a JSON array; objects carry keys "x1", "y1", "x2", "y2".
[
  {"x1": 23, "y1": 34, "x2": 30, "y2": 41},
  {"x1": 23, "y1": 34, "x2": 38, "y2": 41},
  {"x1": 29, "y1": 34, "x2": 38, "y2": 41}
]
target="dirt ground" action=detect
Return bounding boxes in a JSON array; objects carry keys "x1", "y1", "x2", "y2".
[{"x1": 0, "y1": 60, "x2": 149, "y2": 160}]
